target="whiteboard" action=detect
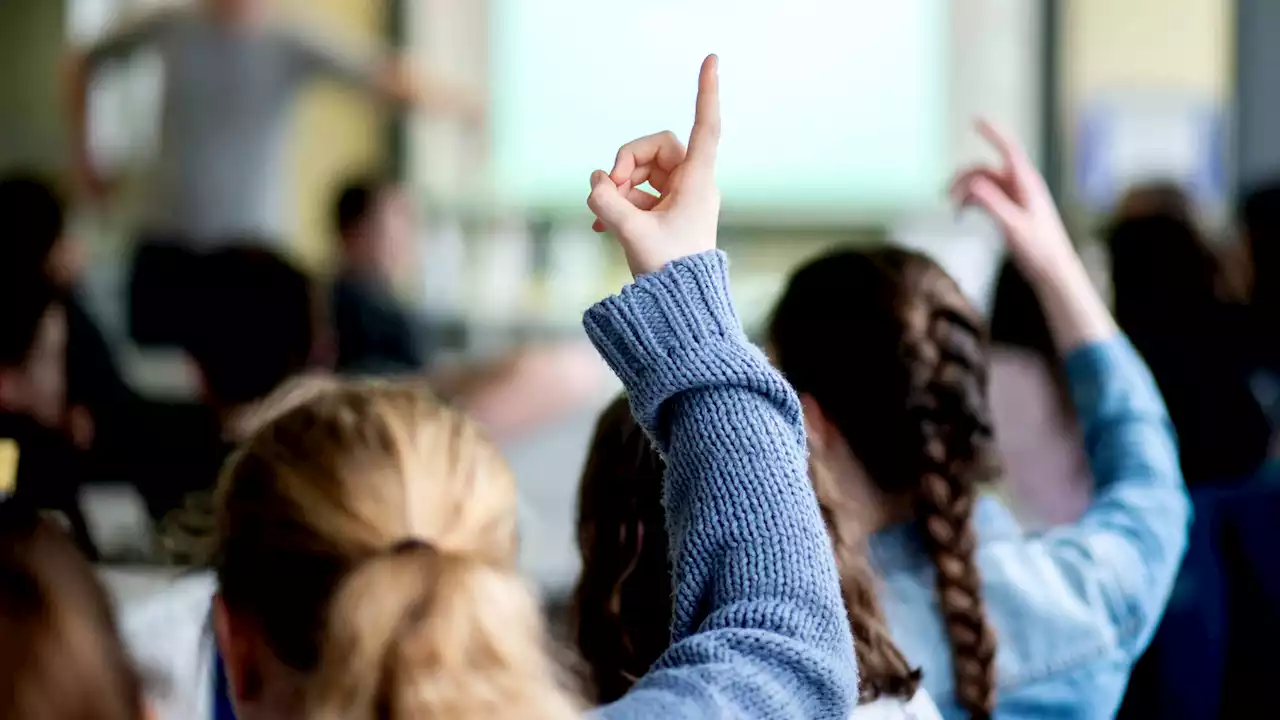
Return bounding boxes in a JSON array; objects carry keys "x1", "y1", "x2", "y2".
[{"x1": 489, "y1": 0, "x2": 948, "y2": 219}]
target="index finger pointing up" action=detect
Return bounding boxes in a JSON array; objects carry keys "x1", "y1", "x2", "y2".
[
  {"x1": 686, "y1": 54, "x2": 721, "y2": 173},
  {"x1": 976, "y1": 118, "x2": 1032, "y2": 173}
]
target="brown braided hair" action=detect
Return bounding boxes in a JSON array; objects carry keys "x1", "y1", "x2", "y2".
[
  {"x1": 571, "y1": 394, "x2": 924, "y2": 707},
  {"x1": 768, "y1": 246, "x2": 999, "y2": 717}
]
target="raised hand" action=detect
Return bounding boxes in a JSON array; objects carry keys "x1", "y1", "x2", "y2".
[
  {"x1": 587, "y1": 55, "x2": 721, "y2": 277},
  {"x1": 952, "y1": 120, "x2": 1115, "y2": 348},
  {"x1": 950, "y1": 120, "x2": 1079, "y2": 280}
]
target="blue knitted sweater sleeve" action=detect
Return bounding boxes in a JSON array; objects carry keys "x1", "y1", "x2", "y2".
[{"x1": 583, "y1": 251, "x2": 858, "y2": 720}]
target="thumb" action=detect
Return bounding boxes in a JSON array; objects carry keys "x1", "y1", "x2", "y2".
[{"x1": 587, "y1": 170, "x2": 641, "y2": 231}]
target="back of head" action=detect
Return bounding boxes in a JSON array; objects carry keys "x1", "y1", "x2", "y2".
[
  {"x1": 334, "y1": 178, "x2": 385, "y2": 242},
  {"x1": 214, "y1": 379, "x2": 579, "y2": 720},
  {"x1": 989, "y1": 257, "x2": 1068, "y2": 404},
  {"x1": 0, "y1": 503, "x2": 145, "y2": 720},
  {"x1": 1108, "y1": 214, "x2": 1271, "y2": 481},
  {"x1": 187, "y1": 247, "x2": 317, "y2": 410},
  {"x1": 768, "y1": 246, "x2": 998, "y2": 716},
  {"x1": 570, "y1": 394, "x2": 669, "y2": 703},
  {"x1": 1115, "y1": 181, "x2": 1195, "y2": 226},
  {"x1": 0, "y1": 172, "x2": 64, "y2": 276},
  {"x1": 1107, "y1": 214, "x2": 1221, "y2": 342}
]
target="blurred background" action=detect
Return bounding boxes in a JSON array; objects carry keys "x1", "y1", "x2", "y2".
[{"x1": 0, "y1": 0, "x2": 1255, "y2": 607}]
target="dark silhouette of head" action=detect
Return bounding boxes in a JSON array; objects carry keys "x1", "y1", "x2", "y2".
[
  {"x1": 186, "y1": 247, "x2": 317, "y2": 411},
  {"x1": 1107, "y1": 214, "x2": 1270, "y2": 482},
  {"x1": 989, "y1": 257, "x2": 1068, "y2": 404},
  {"x1": 768, "y1": 246, "x2": 998, "y2": 716}
]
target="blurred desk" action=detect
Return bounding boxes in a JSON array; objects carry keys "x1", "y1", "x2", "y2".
[{"x1": 99, "y1": 565, "x2": 186, "y2": 606}]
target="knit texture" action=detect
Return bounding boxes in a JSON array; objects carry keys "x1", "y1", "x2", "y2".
[{"x1": 585, "y1": 251, "x2": 857, "y2": 719}]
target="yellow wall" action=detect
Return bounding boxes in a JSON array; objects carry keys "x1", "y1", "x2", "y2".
[
  {"x1": 283, "y1": 0, "x2": 389, "y2": 268},
  {"x1": 1062, "y1": 0, "x2": 1232, "y2": 112}
]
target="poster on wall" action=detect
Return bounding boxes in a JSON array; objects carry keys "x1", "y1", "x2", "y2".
[{"x1": 1074, "y1": 92, "x2": 1225, "y2": 212}]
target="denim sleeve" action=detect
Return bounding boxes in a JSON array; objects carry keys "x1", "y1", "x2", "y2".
[
  {"x1": 984, "y1": 335, "x2": 1190, "y2": 669},
  {"x1": 583, "y1": 251, "x2": 857, "y2": 720}
]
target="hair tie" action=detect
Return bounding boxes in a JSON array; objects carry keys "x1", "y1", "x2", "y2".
[{"x1": 388, "y1": 537, "x2": 433, "y2": 556}]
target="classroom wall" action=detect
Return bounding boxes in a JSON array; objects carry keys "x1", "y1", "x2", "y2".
[
  {"x1": 1058, "y1": 0, "x2": 1232, "y2": 210},
  {"x1": 0, "y1": 0, "x2": 69, "y2": 173},
  {"x1": 282, "y1": 0, "x2": 390, "y2": 267}
]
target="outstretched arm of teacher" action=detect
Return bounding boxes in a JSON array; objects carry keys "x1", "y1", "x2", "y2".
[{"x1": 286, "y1": 29, "x2": 484, "y2": 121}]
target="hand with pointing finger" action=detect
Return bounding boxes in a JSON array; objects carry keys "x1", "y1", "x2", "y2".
[
  {"x1": 950, "y1": 120, "x2": 1079, "y2": 280},
  {"x1": 588, "y1": 55, "x2": 722, "y2": 277},
  {"x1": 953, "y1": 119, "x2": 1117, "y2": 348}
]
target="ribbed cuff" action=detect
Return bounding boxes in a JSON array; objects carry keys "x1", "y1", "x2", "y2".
[{"x1": 583, "y1": 251, "x2": 771, "y2": 438}]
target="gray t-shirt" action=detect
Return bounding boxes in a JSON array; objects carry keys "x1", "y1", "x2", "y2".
[{"x1": 87, "y1": 9, "x2": 380, "y2": 246}]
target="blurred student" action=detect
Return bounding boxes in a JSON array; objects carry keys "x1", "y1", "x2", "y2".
[
  {"x1": 987, "y1": 258, "x2": 1091, "y2": 528},
  {"x1": 140, "y1": 246, "x2": 319, "y2": 557},
  {"x1": 67, "y1": 0, "x2": 481, "y2": 347},
  {"x1": 0, "y1": 172, "x2": 132, "y2": 466},
  {"x1": 0, "y1": 272, "x2": 98, "y2": 558},
  {"x1": 124, "y1": 56, "x2": 858, "y2": 720},
  {"x1": 331, "y1": 177, "x2": 434, "y2": 373},
  {"x1": 1107, "y1": 213, "x2": 1270, "y2": 483},
  {"x1": 572, "y1": 395, "x2": 943, "y2": 718},
  {"x1": 1239, "y1": 182, "x2": 1280, "y2": 427},
  {"x1": 762, "y1": 123, "x2": 1189, "y2": 719},
  {"x1": 331, "y1": 175, "x2": 608, "y2": 440},
  {"x1": 0, "y1": 503, "x2": 151, "y2": 720}
]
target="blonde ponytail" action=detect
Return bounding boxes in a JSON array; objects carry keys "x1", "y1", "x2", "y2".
[{"x1": 214, "y1": 380, "x2": 580, "y2": 720}]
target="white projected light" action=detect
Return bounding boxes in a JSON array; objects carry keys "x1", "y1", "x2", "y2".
[{"x1": 490, "y1": 0, "x2": 946, "y2": 219}]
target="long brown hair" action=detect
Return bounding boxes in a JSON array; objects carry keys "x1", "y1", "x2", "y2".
[
  {"x1": 570, "y1": 394, "x2": 922, "y2": 707},
  {"x1": 570, "y1": 395, "x2": 670, "y2": 703},
  {"x1": 768, "y1": 246, "x2": 999, "y2": 717},
  {"x1": 213, "y1": 378, "x2": 580, "y2": 720},
  {"x1": 0, "y1": 502, "x2": 147, "y2": 720}
]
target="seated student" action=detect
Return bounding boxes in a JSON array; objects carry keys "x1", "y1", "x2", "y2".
[
  {"x1": 572, "y1": 394, "x2": 943, "y2": 718},
  {"x1": 1108, "y1": 212, "x2": 1270, "y2": 483},
  {"x1": 987, "y1": 258, "x2": 1091, "y2": 528},
  {"x1": 0, "y1": 273, "x2": 98, "y2": 558},
  {"x1": 0, "y1": 503, "x2": 152, "y2": 720},
  {"x1": 121, "y1": 57, "x2": 858, "y2": 720},
  {"x1": 0, "y1": 173, "x2": 128, "y2": 461},
  {"x1": 764, "y1": 122, "x2": 1189, "y2": 718},
  {"x1": 331, "y1": 176, "x2": 607, "y2": 439},
  {"x1": 139, "y1": 246, "x2": 318, "y2": 551},
  {"x1": 331, "y1": 177, "x2": 433, "y2": 373}
]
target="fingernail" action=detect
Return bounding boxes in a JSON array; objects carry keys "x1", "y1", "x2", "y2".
[{"x1": 590, "y1": 170, "x2": 607, "y2": 187}]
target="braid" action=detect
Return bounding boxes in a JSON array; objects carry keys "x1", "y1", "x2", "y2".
[
  {"x1": 908, "y1": 304, "x2": 998, "y2": 718},
  {"x1": 768, "y1": 246, "x2": 1004, "y2": 716}
]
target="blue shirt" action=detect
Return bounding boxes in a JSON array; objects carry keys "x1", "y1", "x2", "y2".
[{"x1": 872, "y1": 338, "x2": 1190, "y2": 719}]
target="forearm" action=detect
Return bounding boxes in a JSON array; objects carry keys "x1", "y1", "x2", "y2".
[
  {"x1": 585, "y1": 251, "x2": 857, "y2": 718},
  {"x1": 1051, "y1": 337, "x2": 1190, "y2": 653},
  {"x1": 1025, "y1": 254, "x2": 1118, "y2": 355}
]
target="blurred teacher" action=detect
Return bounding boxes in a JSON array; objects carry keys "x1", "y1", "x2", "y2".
[{"x1": 68, "y1": 0, "x2": 479, "y2": 347}]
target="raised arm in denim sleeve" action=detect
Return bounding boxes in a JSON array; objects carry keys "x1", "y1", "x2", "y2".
[
  {"x1": 583, "y1": 251, "x2": 857, "y2": 720},
  {"x1": 983, "y1": 335, "x2": 1190, "y2": 662}
]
